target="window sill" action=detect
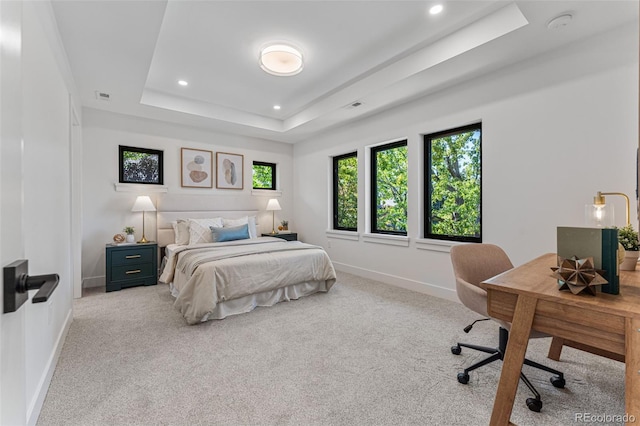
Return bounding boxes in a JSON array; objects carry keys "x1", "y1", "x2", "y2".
[
  {"x1": 326, "y1": 230, "x2": 359, "y2": 241},
  {"x1": 251, "y1": 189, "x2": 282, "y2": 197},
  {"x1": 415, "y1": 238, "x2": 461, "y2": 253},
  {"x1": 114, "y1": 183, "x2": 168, "y2": 193},
  {"x1": 362, "y1": 233, "x2": 409, "y2": 247}
]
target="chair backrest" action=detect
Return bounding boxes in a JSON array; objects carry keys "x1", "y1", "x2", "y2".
[{"x1": 450, "y1": 243, "x2": 514, "y2": 317}]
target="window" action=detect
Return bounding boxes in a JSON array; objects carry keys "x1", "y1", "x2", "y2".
[
  {"x1": 119, "y1": 145, "x2": 163, "y2": 185},
  {"x1": 252, "y1": 161, "x2": 276, "y2": 190},
  {"x1": 333, "y1": 152, "x2": 358, "y2": 231},
  {"x1": 424, "y1": 123, "x2": 482, "y2": 242},
  {"x1": 371, "y1": 140, "x2": 407, "y2": 235}
]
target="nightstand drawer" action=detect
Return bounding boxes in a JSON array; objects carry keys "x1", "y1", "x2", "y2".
[
  {"x1": 261, "y1": 232, "x2": 298, "y2": 241},
  {"x1": 110, "y1": 262, "x2": 155, "y2": 282},
  {"x1": 111, "y1": 246, "x2": 155, "y2": 266}
]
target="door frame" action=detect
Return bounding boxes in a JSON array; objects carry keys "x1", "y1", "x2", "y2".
[{"x1": 70, "y1": 100, "x2": 82, "y2": 299}]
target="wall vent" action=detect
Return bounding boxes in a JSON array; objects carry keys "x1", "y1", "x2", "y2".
[{"x1": 95, "y1": 91, "x2": 111, "y2": 101}]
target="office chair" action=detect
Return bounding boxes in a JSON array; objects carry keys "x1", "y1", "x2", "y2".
[{"x1": 449, "y1": 243, "x2": 565, "y2": 412}]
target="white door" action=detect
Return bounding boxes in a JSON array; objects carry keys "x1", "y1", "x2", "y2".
[
  {"x1": 0, "y1": 1, "x2": 27, "y2": 424},
  {"x1": 2, "y1": 3, "x2": 75, "y2": 424}
]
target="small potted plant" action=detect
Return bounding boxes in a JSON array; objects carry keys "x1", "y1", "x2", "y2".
[
  {"x1": 123, "y1": 226, "x2": 135, "y2": 243},
  {"x1": 280, "y1": 220, "x2": 288, "y2": 231},
  {"x1": 617, "y1": 224, "x2": 639, "y2": 270}
]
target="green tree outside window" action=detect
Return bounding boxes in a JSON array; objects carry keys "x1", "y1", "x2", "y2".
[
  {"x1": 372, "y1": 141, "x2": 407, "y2": 234},
  {"x1": 252, "y1": 162, "x2": 276, "y2": 190},
  {"x1": 334, "y1": 153, "x2": 357, "y2": 230},
  {"x1": 426, "y1": 124, "x2": 481, "y2": 242},
  {"x1": 119, "y1": 146, "x2": 163, "y2": 185}
]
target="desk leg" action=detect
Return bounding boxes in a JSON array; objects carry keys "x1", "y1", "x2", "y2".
[
  {"x1": 547, "y1": 337, "x2": 564, "y2": 361},
  {"x1": 626, "y1": 317, "x2": 640, "y2": 423},
  {"x1": 490, "y1": 295, "x2": 538, "y2": 426}
]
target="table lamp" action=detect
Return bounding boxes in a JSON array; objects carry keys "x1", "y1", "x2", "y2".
[
  {"x1": 266, "y1": 198, "x2": 281, "y2": 234},
  {"x1": 131, "y1": 195, "x2": 156, "y2": 243}
]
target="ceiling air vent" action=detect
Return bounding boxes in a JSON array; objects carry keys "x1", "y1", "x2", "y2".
[
  {"x1": 95, "y1": 91, "x2": 111, "y2": 101},
  {"x1": 345, "y1": 101, "x2": 363, "y2": 110}
]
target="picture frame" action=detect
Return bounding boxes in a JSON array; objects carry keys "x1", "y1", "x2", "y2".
[
  {"x1": 216, "y1": 152, "x2": 244, "y2": 190},
  {"x1": 181, "y1": 148, "x2": 213, "y2": 188},
  {"x1": 119, "y1": 145, "x2": 164, "y2": 185}
]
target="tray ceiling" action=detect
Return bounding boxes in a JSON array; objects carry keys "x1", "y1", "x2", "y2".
[{"x1": 51, "y1": 1, "x2": 638, "y2": 143}]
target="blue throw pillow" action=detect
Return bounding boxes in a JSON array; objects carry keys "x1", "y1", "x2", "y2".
[{"x1": 210, "y1": 224, "x2": 250, "y2": 242}]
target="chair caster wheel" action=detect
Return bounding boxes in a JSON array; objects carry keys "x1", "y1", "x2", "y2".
[
  {"x1": 550, "y1": 376, "x2": 565, "y2": 388},
  {"x1": 457, "y1": 372, "x2": 469, "y2": 384},
  {"x1": 451, "y1": 345, "x2": 462, "y2": 355},
  {"x1": 526, "y1": 397, "x2": 542, "y2": 412}
]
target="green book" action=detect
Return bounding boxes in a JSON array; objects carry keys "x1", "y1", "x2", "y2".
[{"x1": 556, "y1": 227, "x2": 619, "y2": 295}]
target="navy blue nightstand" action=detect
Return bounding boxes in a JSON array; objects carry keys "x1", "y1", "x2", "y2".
[{"x1": 105, "y1": 242, "x2": 157, "y2": 292}]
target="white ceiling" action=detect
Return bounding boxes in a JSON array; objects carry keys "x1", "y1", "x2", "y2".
[{"x1": 51, "y1": 0, "x2": 638, "y2": 143}]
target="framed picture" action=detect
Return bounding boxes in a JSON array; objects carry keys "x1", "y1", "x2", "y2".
[
  {"x1": 181, "y1": 148, "x2": 213, "y2": 188},
  {"x1": 119, "y1": 145, "x2": 164, "y2": 185},
  {"x1": 216, "y1": 152, "x2": 244, "y2": 190}
]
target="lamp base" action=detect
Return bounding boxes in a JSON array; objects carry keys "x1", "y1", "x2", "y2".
[{"x1": 138, "y1": 236, "x2": 149, "y2": 244}]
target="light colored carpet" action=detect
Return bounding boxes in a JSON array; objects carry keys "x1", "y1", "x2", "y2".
[{"x1": 38, "y1": 272, "x2": 624, "y2": 425}]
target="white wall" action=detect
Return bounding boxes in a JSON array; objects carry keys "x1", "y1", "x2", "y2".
[
  {"x1": 293, "y1": 24, "x2": 639, "y2": 301},
  {"x1": 21, "y1": 2, "x2": 76, "y2": 423},
  {"x1": 81, "y1": 109, "x2": 294, "y2": 287}
]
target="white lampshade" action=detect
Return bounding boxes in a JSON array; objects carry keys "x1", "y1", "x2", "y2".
[
  {"x1": 266, "y1": 198, "x2": 281, "y2": 211},
  {"x1": 131, "y1": 195, "x2": 156, "y2": 212}
]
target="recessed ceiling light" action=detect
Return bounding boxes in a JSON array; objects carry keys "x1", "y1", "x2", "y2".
[
  {"x1": 259, "y1": 43, "x2": 303, "y2": 76},
  {"x1": 429, "y1": 4, "x2": 443, "y2": 15},
  {"x1": 273, "y1": 105, "x2": 281, "y2": 110},
  {"x1": 178, "y1": 80, "x2": 188, "y2": 86}
]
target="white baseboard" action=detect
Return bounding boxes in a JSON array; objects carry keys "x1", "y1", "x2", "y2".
[
  {"x1": 83, "y1": 275, "x2": 105, "y2": 288},
  {"x1": 332, "y1": 262, "x2": 459, "y2": 303},
  {"x1": 27, "y1": 308, "x2": 73, "y2": 426}
]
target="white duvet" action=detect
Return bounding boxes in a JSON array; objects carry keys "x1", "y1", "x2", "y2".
[{"x1": 160, "y1": 238, "x2": 336, "y2": 324}]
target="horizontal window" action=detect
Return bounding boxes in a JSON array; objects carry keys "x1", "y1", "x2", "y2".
[{"x1": 252, "y1": 161, "x2": 276, "y2": 190}]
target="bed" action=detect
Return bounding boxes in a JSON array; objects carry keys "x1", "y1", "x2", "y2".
[{"x1": 157, "y1": 210, "x2": 336, "y2": 324}]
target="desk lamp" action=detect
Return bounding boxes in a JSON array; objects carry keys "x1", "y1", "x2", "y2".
[{"x1": 586, "y1": 191, "x2": 629, "y2": 227}]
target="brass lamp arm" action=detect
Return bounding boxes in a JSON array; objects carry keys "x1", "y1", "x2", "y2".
[{"x1": 595, "y1": 191, "x2": 630, "y2": 226}]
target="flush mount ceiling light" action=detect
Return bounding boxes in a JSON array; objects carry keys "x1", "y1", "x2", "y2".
[
  {"x1": 429, "y1": 4, "x2": 443, "y2": 15},
  {"x1": 178, "y1": 80, "x2": 188, "y2": 86},
  {"x1": 259, "y1": 43, "x2": 303, "y2": 76}
]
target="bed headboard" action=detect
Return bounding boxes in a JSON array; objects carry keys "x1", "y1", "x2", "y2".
[{"x1": 157, "y1": 210, "x2": 264, "y2": 247}]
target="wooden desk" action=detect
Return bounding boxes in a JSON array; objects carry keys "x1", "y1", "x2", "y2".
[{"x1": 482, "y1": 253, "x2": 640, "y2": 425}]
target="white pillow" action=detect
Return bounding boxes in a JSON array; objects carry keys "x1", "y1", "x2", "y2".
[
  {"x1": 223, "y1": 216, "x2": 258, "y2": 239},
  {"x1": 171, "y1": 220, "x2": 190, "y2": 245},
  {"x1": 189, "y1": 218, "x2": 223, "y2": 244}
]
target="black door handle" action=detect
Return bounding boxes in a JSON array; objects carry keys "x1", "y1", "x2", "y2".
[
  {"x1": 3, "y1": 260, "x2": 59, "y2": 313},
  {"x1": 23, "y1": 273, "x2": 59, "y2": 303}
]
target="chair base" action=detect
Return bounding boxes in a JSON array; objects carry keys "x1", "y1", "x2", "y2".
[{"x1": 451, "y1": 326, "x2": 565, "y2": 412}]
